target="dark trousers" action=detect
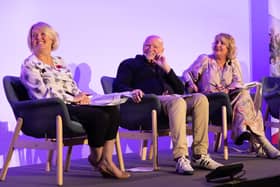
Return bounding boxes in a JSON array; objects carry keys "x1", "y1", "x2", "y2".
[{"x1": 67, "y1": 104, "x2": 120, "y2": 148}]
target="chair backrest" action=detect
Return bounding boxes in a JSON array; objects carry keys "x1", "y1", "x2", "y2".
[
  {"x1": 262, "y1": 76, "x2": 280, "y2": 119},
  {"x1": 3, "y1": 76, "x2": 30, "y2": 100},
  {"x1": 101, "y1": 76, "x2": 115, "y2": 94},
  {"x1": 3, "y1": 76, "x2": 31, "y2": 118}
]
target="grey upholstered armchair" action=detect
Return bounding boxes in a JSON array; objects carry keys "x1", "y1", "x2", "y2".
[
  {"x1": 0, "y1": 76, "x2": 124, "y2": 186},
  {"x1": 263, "y1": 76, "x2": 280, "y2": 149},
  {"x1": 100, "y1": 76, "x2": 235, "y2": 172}
]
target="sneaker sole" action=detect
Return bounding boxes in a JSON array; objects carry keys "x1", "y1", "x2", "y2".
[{"x1": 176, "y1": 169, "x2": 194, "y2": 175}]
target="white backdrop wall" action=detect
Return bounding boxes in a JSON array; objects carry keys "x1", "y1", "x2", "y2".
[{"x1": 0, "y1": 0, "x2": 251, "y2": 167}]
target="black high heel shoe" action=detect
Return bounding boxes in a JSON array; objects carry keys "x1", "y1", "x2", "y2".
[
  {"x1": 88, "y1": 155, "x2": 99, "y2": 168},
  {"x1": 234, "y1": 131, "x2": 251, "y2": 145}
]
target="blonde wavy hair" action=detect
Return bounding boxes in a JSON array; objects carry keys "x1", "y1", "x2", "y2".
[
  {"x1": 27, "y1": 22, "x2": 59, "y2": 51},
  {"x1": 212, "y1": 33, "x2": 237, "y2": 60}
]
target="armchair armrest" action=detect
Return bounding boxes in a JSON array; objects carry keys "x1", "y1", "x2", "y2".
[
  {"x1": 264, "y1": 94, "x2": 280, "y2": 119},
  {"x1": 244, "y1": 81, "x2": 262, "y2": 89},
  {"x1": 263, "y1": 92, "x2": 280, "y2": 119},
  {"x1": 14, "y1": 97, "x2": 71, "y2": 121},
  {"x1": 244, "y1": 81, "x2": 262, "y2": 111},
  {"x1": 13, "y1": 98, "x2": 78, "y2": 138},
  {"x1": 15, "y1": 98, "x2": 68, "y2": 113},
  {"x1": 206, "y1": 92, "x2": 232, "y2": 126},
  {"x1": 120, "y1": 94, "x2": 167, "y2": 130},
  {"x1": 230, "y1": 82, "x2": 262, "y2": 110},
  {"x1": 262, "y1": 76, "x2": 280, "y2": 100},
  {"x1": 263, "y1": 91, "x2": 280, "y2": 100}
]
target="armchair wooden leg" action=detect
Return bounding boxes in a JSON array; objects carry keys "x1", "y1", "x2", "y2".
[
  {"x1": 222, "y1": 106, "x2": 228, "y2": 160},
  {"x1": 214, "y1": 133, "x2": 222, "y2": 152},
  {"x1": 64, "y1": 146, "x2": 72, "y2": 172},
  {"x1": 140, "y1": 140, "x2": 148, "y2": 160},
  {"x1": 115, "y1": 132, "x2": 125, "y2": 171},
  {"x1": 0, "y1": 118, "x2": 23, "y2": 181},
  {"x1": 46, "y1": 150, "x2": 54, "y2": 172},
  {"x1": 152, "y1": 110, "x2": 159, "y2": 171},
  {"x1": 56, "y1": 116, "x2": 63, "y2": 186},
  {"x1": 148, "y1": 142, "x2": 153, "y2": 160}
]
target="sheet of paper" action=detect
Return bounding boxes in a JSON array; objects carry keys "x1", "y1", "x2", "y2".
[
  {"x1": 126, "y1": 167, "x2": 154, "y2": 172},
  {"x1": 90, "y1": 91, "x2": 132, "y2": 106}
]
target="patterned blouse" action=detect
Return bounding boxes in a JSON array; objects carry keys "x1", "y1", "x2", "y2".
[
  {"x1": 20, "y1": 54, "x2": 81, "y2": 104},
  {"x1": 182, "y1": 54, "x2": 244, "y2": 93}
]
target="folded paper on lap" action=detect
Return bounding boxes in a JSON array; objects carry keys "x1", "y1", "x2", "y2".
[
  {"x1": 90, "y1": 91, "x2": 132, "y2": 106},
  {"x1": 173, "y1": 94, "x2": 193, "y2": 99}
]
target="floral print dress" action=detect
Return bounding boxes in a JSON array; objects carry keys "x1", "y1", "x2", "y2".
[
  {"x1": 20, "y1": 54, "x2": 81, "y2": 104},
  {"x1": 182, "y1": 54, "x2": 265, "y2": 140}
]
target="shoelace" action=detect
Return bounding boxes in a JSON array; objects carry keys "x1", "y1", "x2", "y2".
[
  {"x1": 179, "y1": 157, "x2": 189, "y2": 163},
  {"x1": 178, "y1": 157, "x2": 191, "y2": 166}
]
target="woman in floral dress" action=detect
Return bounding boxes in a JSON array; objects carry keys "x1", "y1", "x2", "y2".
[{"x1": 182, "y1": 33, "x2": 280, "y2": 158}]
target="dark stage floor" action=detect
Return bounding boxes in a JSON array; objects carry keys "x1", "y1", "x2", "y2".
[{"x1": 1, "y1": 146, "x2": 280, "y2": 187}]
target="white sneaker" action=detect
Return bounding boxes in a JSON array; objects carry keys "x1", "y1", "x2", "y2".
[
  {"x1": 176, "y1": 156, "x2": 194, "y2": 175},
  {"x1": 191, "y1": 154, "x2": 223, "y2": 170}
]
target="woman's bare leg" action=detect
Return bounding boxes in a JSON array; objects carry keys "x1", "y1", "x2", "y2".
[
  {"x1": 88, "y1": 147, "x2": 103, "y2": 167},
  {"x1": 99, "y1": 139, "x2": 130, "y2": 179}
]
